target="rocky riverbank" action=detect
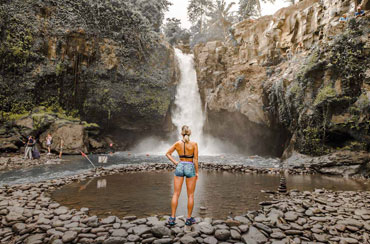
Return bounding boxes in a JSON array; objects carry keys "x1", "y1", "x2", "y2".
[
  {"x1": 1, "y1": 163, "x2": 369, "y2": 244},
  {"x1": 0, "y1": 153, "x2": 62, "y2": 172}
]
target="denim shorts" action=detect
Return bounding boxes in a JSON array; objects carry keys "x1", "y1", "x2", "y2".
[{"x1": 175, "y1": 162, "x2": 196, "y2": 178}]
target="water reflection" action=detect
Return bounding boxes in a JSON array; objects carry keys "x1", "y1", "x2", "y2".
[
  {"x1": 52, "y1": 170, "x2": 370, "y2": 219},
  {"x1": 97, "y1": 179, "x2": 107, "y2": 189}
]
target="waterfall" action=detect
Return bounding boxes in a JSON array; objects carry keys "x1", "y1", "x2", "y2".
[
  {"x1": 132, "y1": 49, "x2": 238, "y2": 155},
  {"x1": 171, "y1": 49, "x2": 205, "y2": 143}
]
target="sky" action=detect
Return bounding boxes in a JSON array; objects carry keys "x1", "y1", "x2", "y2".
[{"x1": 165, "y1": 0, "x2": 291, "y2": 29}]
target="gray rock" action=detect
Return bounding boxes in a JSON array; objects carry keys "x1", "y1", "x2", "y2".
[
  {"x1": 51, "y1": 240, "x2": 63, "y2": 244},
  {"x1": 214, "y1": 229, "x2": 231, "y2": 241},
  {"x1": 199, "y1": 222, "x2": 215, "y2": 235},
  {"x1": 62, "y1": 231, "x2": 77, "y2": 243},
  {"x1": 270, "y1": 231, "x2": 286, "y2": 239},
  {"x1": 127, "y1": 234, "x2": 140, "y2": 242},
  {"x1": 203, "y1": 236, "x2": 218, "y2": 244},
  {"x1": 180, "y1": 235, "x2": 196, "y2": 244},
  {"x1": 234, "y1": 216, "x2": 251, "y2": 224},
  {"x1": 132, "y1": 218, "x2": 147, "y2": 224},
  {"x1": 54, "y1": 207, "x2": 68, "y2": 215},
  {"x1": 142, "y1": 237, "x2": 156, "y2": 243},
  {"x1": 254, "y1": 223, "x2": 272, "y2": 234},
  {"x1": 241, "y1": 226, "x2": 267, "y2": 244},
  {"x1": 231, "y1": 229, "x2": 241, "y2": 240},
  {"x1": 111, "y1": 229, "x2": 128, "y2": 237},
  {"x1": 238, "y1": 225, "x2": 249, "y2": 233},
  {"x1": 101, "y1": 216, "x2": 116, "y2": 224},
  {"x1": 103, "y1": 237, "x2": 127, "y2": 244},
  {"x1": 152, "y1": 225, "x2": 171, "y2": 238},
  {"x1": 25, "y1": 234, "x2": 45, "y2": 244},
  {"x1": 284, "y1": 211, "x2": 298, "y2": 221},
  {"x1": 133, "y1": 225, "x2": 152, "y2": 236},
  {"x1": 153, "y1": 238, "x2": 173, "y2": 244},
  {"x1": 12, "y1": 223, "x2": 26, "y2": 233}
]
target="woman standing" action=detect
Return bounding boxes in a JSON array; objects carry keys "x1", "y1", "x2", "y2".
[
  {"x1": 46, "y1": 134, "x2": 53, "y2": 155},
  {"x1": 166, "y1": 125, "x2": 198, "y2": 226}
]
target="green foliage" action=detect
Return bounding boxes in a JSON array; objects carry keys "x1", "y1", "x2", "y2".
[
  {"x1": 0, "y1": 29, "x2": 34, "y2": 72},
  {"x1": 296, "y1": 50, "x2": 320, "y2": 82},
  {"x1": 188, "y1": 0, "x2": 214, "y2": 32},
  {"x1": 163, "y1": 18, "x2": 191, "y2": 45},
  {"x1": 300, "y1": 127, "x2": 328, "y2": 156},
  {"x1": 238, "y1": 0, "x2": 275, "y2": 19},
  {"x1": 314, "y1": 86, "x2": 336, "y2": 106}
]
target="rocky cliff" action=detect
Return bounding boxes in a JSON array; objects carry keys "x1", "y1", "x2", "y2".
[
  {"x1": 0, "y1": 0, "x2": 178, "y2": 153},
  {"x1": 194, "y1": 0, "x2": 370, "y2": 176}
]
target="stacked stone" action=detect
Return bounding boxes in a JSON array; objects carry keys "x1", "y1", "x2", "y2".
[{"x1": 278, "y1": 176, "x2": 287, "y2": 193}]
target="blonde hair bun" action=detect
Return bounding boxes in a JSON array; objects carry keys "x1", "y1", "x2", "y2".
[{"x1": 181, "y1": 125, "x2": 191, "y2": 143}]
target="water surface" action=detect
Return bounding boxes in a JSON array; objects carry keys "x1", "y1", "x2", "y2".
[{"x1": 52, "y1": 170, "x2": 370, "y2": 219}]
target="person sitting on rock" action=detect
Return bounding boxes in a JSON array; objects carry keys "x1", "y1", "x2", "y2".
[
  {"x1": 355, "y1": 6, "x2": 365, "y2": 18},
  {"x1": 339, "y1": 14, "x2": 348, "y2": 22}
]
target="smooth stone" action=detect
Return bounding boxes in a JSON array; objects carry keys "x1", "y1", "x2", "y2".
[
  {"x1": 231, "y1": 229, "x2": 241, "y2": 240},
  {"x1": 25, "y1": 234, "x2": 45, "y2": 244},
  {"x1": 62, "y1": 231, "x2": 77, "y2": 243},
  {"x1": 270, "y1": 231, "x2": 286, "y2": 239},
  {"x1": 101, "y1": 216, "x2": 116, "y2": 224},
  {"x1": 153, "y1": 238, "x2": 173, "y2": 244},
  {"x1": 234, "y1": 216, "x2": 251, "y2": 225},
  {"x1": 127, "y1": 234, "x2": 140, "y2": 242},
  {"x1": 103, "y1": 237, "x2": 127, "y2": 244},
  {"x1": 133, "y1": 225, "x2": 152, "y2": 236},
  {"x1": 152, "y1": 225, "x2": 171, "y2": 238},
  {"x1": 203, "y1": 236, "x2": 218, "y2": 244},
  {"x1": 242, "y1": 226, "x2": 268, "y2": 244},
  {"x1": 12, "y1": 223, "x2": 26, "y2": 233},
  {"x1": 111, "y1": 229, "x2": 128, "y2": 237},
  {"x1": 284, "y1": 211, "x2": 298, "y2": 221},
  {"x1": 254, "y1": 223, "x2": 272, "y2": 234},
  {"x1": 199, "y1": 223, "x2": 215, "y2": 235},
  {"x1": 54, "y1": 207, "x2": 68, "y2": 215},
  {"x1": 142, "y1": 237, "x2": 157, "y2": 244},
  {"x1": 238, "y1": 225, "x2": 249, "y2": 233},
  {"x1": 214, "y1": 229, "x2": 231, "y2": 241},
  {"x1": 180, "y1": 235, "x2": 196, "y2": 244}
]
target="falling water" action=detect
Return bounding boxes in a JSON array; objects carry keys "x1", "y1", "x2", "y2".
[
  {"x1": 132, "y1": 49, "x2": 238, "y2": 154},
  {"x1": 171, "y1": 49, "x2": 205, "y2": 143}
]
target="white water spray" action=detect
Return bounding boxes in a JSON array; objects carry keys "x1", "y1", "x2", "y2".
[{"x1": 132, "y1": 49, "x2": 238, "y2": 155}]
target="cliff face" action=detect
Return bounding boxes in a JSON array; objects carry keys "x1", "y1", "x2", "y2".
[
  {"x1": 194, "y1": 0, "x2": 370, "y2": 173},
  {"x1": 0, "y1": 0, "x2": 178, "y2": 152}
]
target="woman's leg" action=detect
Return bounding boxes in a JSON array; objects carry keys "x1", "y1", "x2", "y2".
[
  {"x1": 185, "y1": 176, "x2": 197, "y2": 218},
  {"x1": 171, "y1": 176, "x2": 184, "y2": 217}
]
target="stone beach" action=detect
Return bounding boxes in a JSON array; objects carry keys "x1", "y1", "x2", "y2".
[
  {"x1": 1, "y1": 163, "x2": 369, "y2": 244},
  {"x1": 0, "y1": 154, "x2": 62, "y2": 172}
]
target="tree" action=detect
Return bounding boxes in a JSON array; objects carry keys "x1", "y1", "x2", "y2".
[
  {"x1": 163, "y1": 18, "x2": 191, "y2": 45},
  {"x1": 207, "y1": 0, "x2": 237, "y2": 39},
  {"x1": 238, "y1": 0, "x2": 275, "y2": 19},
  {"x1": 187, "y1": 0, "x2": 214, "y2": 33},
  {"x1": 129, "y1": 0, "x2": 172, "y2": 32}
]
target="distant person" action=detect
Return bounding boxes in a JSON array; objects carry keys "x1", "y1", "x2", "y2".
[
  {"x1": 59, "y1": 138, "x2": 64, "y2": 158},
  {"x1": 355, "y1": 6, "x2": 365, "y2": 18},
  {"x1": 24, "y1": 136, "x2": 34, "y2": 159},
  {"x1": 166, "y1": 125, "x2": 199, "y2": 226},
  {"x1": 46, "y1": 134, "x2": 53, "y2": 155},
  {"x1": 339, "y1": 14, "x2": 348, "y2": 22},
  {"x1": 108, "y1": 143, "x2": 115, "y2": 155}
]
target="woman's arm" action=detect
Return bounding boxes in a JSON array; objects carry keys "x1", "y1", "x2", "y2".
[
  {"x1": 166, "y1": 142, "x2": 179, "y2": 166},
  {"x1": 194, "y1": 142, "x2": 199, "y2": 179}
]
